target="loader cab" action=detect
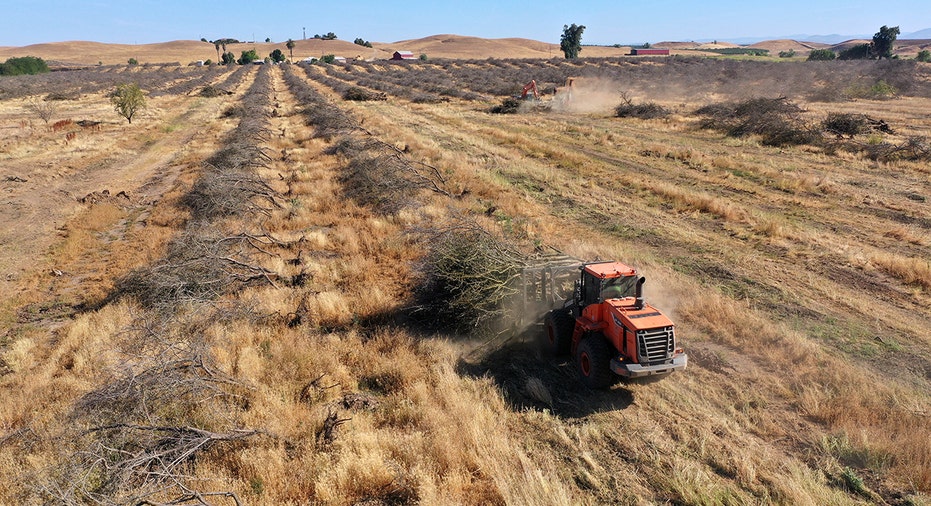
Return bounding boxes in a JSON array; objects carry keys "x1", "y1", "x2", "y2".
[{"x1": 578, "y1": 262, "x2": 639, "y2": 307}]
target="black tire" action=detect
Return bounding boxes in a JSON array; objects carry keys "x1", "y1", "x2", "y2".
[
  {"x1": 543, "y1": 309, "x2": 574, "y2": 356},
  {"x1": 576, "y1": 334, "x2": 615, "y2": 389}
]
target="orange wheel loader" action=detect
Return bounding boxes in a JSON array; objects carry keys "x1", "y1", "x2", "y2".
[{"x1": 522, "y1": 257, "x2": 687, "y2": 389}]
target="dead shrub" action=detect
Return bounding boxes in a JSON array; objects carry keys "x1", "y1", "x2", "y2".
[
  {"x1": 615, "y1": 96, "x2": 670, "y2": 119},
  {"x1": 221, "y1": 104, "x2": 245, "y2": 118},
  {"x1": 490, "y1": 97, "x2": 522, "y2": 114},
  {"x1": 821, "y1": 113, "x2": 893, "y2": 138},
  {"x1": 343, "y1": 86, "x2": 387, "y2": 101},
  {"x1": 45, "y1": 91, "x2": 80, "y2": 101},
  {"x1": 41, "y1": 424, "x2": 257, "y2": 504},
  {"x1": 696, "y1": 97, "x2": 818, "y2": 146},
  {"x1": 410, "y1": 92, "x2": 448, "y2": 104},
  {"x1": 182, "y1": 162, "x2": 281, "y2": 221},
  {"x1": 25, "y1": 97, "x2": 56, "y2": 124},
  {"x1": 334, "y1": 136, "x2": 450, "y2": 214},
  {"x1": 47, "y1": 307, "x2": 262, "y2": 505},
  {"x1": 199, "y1": 84, "x2": 230, "y2": 97},
  {"x1": 822, "y1": 113, "x2": 869, "y2": 138},
  {"x1": 835, "y1": 136, "x2": 931, "y2": 162},
  {"x1": 75, "y1": 324, "x2": 242, "y2": 425},
  {"x1": 110, "y1": 230, "x2": 281, "y2": 309}
]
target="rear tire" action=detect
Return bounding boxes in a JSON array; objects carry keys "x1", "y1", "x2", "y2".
[
  {"x1": 576, "y1": 335, "x2": 615, "y2": 389},
  {"x1": 543, "y1": 309, "x2": 573, "y2": 356}
]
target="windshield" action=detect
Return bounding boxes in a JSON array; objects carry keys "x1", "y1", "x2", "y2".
[{"x1": 600, "y1": 275, "x2": 639, "y2": 300}]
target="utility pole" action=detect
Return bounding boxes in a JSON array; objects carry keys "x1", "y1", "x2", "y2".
[{"x1": 303, "y1": 27, "x2": 306, "y2": 40}]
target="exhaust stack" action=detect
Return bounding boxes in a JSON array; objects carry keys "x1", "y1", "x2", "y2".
[{"x1": 635, "y1": 277, "x2": 646, "y2": 310}]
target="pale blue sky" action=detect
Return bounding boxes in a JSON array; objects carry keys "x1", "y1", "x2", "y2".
[{"x1": 2, "y1": 0, "x2": 929, "y2": 47}]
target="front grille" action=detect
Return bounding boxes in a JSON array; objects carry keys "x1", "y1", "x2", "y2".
[{"x1": 637, "y1": 326, "x2": 675, "y2": 364}]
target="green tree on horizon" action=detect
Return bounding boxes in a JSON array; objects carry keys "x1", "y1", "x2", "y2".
[
  {"x1": 0, "y1": 56, "x2": 49, "y2": 76},
  {"x1": 560, "y1": 23, "x2": 586, "y2": 59},
  {"x1": 872, "y1": 25, "x2": 900, "y2": 59}
]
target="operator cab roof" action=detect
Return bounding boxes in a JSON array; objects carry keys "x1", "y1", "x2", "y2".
[{"x1": 583, "y1": 261, "x2": 636, "y2": 279}]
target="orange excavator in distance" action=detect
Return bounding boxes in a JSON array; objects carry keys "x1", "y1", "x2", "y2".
[
  {"x1": 521, "y1": 256, "x2": 687, "y2": 388},
  {"x1": 520, "y1": 80, "x2": 541, "y2": 100}
]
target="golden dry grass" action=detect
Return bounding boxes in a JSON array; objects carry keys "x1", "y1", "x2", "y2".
[{"x1": 0, "y1": 60, "x2": 929, "y2": 506}]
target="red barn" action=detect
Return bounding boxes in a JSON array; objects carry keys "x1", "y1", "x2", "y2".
[
  {"x1": 631, "y1": 48, "x2": 670, "y2": 56},
  {"x1": 391, "y1": 51, "x2": 416, "y2": 60}
]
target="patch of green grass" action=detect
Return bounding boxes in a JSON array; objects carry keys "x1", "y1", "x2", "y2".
[
  {"x1": 728, "y1": 169, "x2": 763, "y2": 183},
  {"x1": 839, "y1": 467, "x2": 877, "y2": 499},
  {"x1": 606, "y1": 223, "x2": 650, "y2": 240},
  {"x1": 822, "y1": 433, "x2": 894, "y2": 472},
  {"x1": 250, "y1": 476, "x2": 265, "y2": 496},
  {"x1": 805, "y1": 318, "x2": 883, "y2": 357}
]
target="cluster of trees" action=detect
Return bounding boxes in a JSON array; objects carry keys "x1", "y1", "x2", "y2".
[
  {"x1": 211, "y1": 38, "x2": 241, "y2": 46},
  {"x1": 313, "y1": 32, "x2": 337, "y2": 40},
  {"x1": 808, "y1": 25, "x2": 904, "y2": 61},
  {"x1": 556, "y1": 22, "x2": 917, "y2": 63},
  {"x1": 354, "y1": 38, "x2": 373, "y2": 48},
  {"x1": 0, "y1": 56, "x2": 49, "y2": 76},
  {"x1": 808, "y1": 49, "x2": 837, "y2": 61},
  {"x1": 237, "y1": 49, "x2": 259, "y2": 65}
]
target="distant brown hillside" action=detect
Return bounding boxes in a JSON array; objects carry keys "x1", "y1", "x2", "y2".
[
  {"x1": 748, "y1": 39, "x2": 829, "y2": 53},
  {"x1": 2, "y1": 35, "x2": 928, "y2": 65},
  {"x1": 0, "y1": 39, "x2": 390, "y2": 66},
  {"x1": 0, "y1": 35, "x2": 627, "y2": 65}
]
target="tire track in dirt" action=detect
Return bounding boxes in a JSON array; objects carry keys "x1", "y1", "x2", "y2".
[{"x1": 0, "y1": 69, "x2": 257, "y2": 303}]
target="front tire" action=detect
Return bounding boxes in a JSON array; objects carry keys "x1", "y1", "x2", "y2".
[
  {"x1": 576, "y1": 335, "x2": 615, "y2": 389},
  {"x1": 543, "y1": 309, "x2": 573, "y2": 356}
]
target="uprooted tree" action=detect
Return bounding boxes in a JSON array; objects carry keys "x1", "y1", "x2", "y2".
[{"x1": 413, "y1": 220, "x2": 525, "y2": 335}]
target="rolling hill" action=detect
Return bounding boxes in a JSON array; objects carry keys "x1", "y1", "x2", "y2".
[{"x1": 1, "y1": 34, "x2": 930, "y2": 66}]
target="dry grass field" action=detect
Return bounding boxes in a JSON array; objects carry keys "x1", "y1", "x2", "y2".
[{"x1": 0, "y1": 54, "x2": 929, "y2": 505}]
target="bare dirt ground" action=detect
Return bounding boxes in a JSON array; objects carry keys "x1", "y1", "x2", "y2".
[{"x1": 0, "y1": 72, "x2": 251, "y2": 302}]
